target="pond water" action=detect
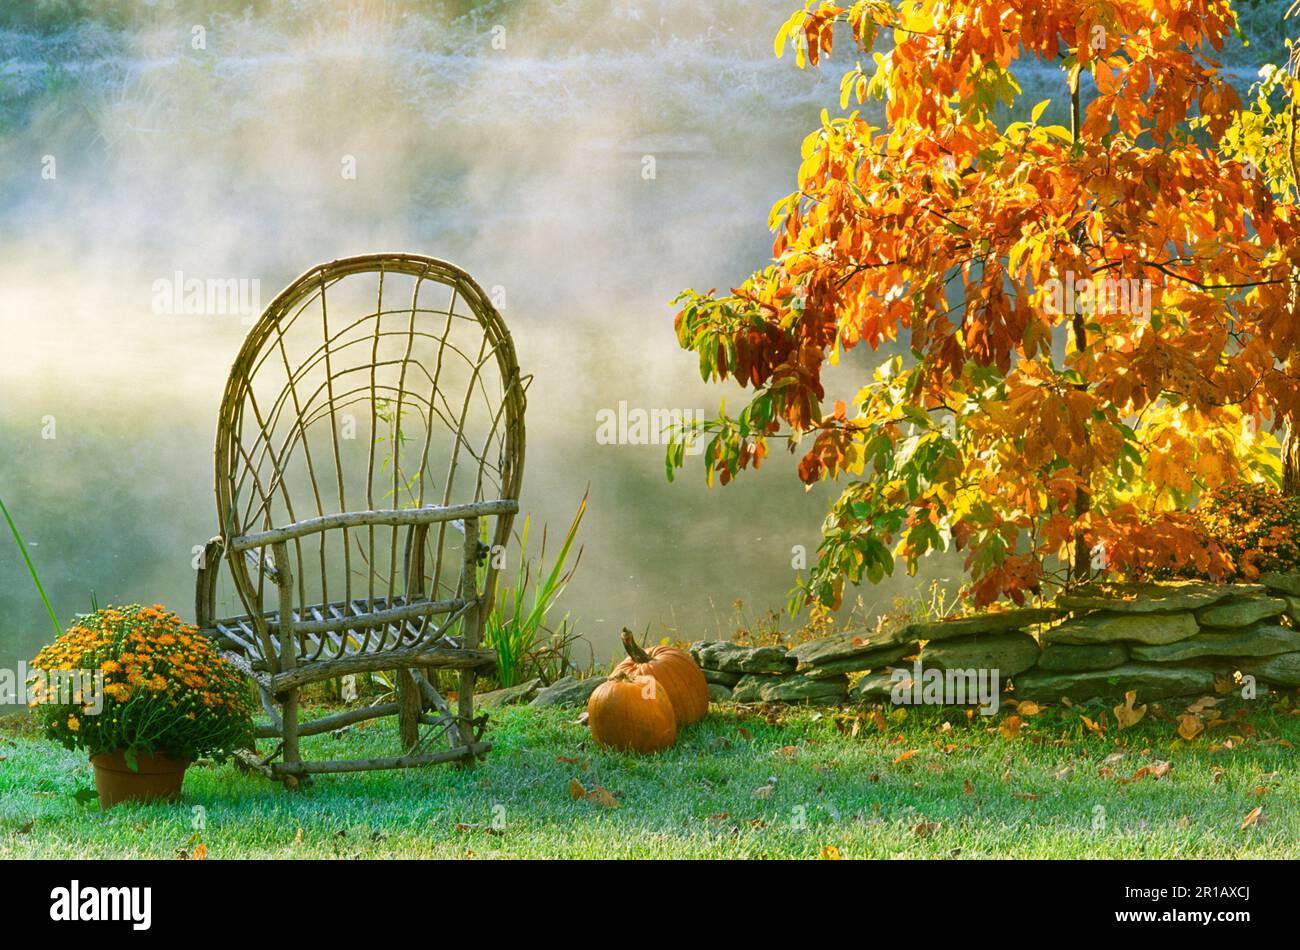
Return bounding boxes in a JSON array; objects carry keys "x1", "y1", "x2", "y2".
[{"x1": 10, "y1": 0, "x2": 1264, "y2": 679}]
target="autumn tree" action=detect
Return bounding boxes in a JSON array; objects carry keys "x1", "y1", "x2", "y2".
[
  {"x1": 669, "y1": 0, "x2": 1300, "y2": 609},
  {"x1": 1220, "y1": 0, "x2": 1300, "y2": 490}
]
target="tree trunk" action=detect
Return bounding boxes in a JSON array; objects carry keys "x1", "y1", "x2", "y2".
[
  {"x1": 1072, "y1": 310, "x2": 1092, "y2": 582},
  {"x1": 1069, "y1": 76, "x2": 1092, "y2": 582},
  {"x1": 1284, "y1": 420, "x2": 1300, "y2": 495}
]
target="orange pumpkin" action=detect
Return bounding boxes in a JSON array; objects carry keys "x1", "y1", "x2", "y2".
[
  {"x1": 613, "y1": 628, "x2": 709, "y2": 727},
  {"x1": 587, "y1": 672, "x2": 677, "y2": 754}
]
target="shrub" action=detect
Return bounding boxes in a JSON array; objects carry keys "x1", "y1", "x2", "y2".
[
  {"x1": 1192, "y1": 483, "x2": 1300, "y2": 580},
  {"x1": 29, "y1": 604, "x2": 254, "y2": 763}
]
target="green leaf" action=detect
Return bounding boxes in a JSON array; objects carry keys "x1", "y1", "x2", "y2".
[{"x1": 0, "y1": 496, "x2": 60, "y2": 637}]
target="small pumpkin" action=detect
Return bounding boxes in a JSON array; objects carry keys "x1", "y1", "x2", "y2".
[
  {"x1": 613, "y1": 628, "x2": 709, "y2": 727},
  {"x1": 587, "y1": 672, "x2": 677, "y2": 754}
]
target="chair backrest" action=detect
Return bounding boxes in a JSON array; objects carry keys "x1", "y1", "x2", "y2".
[{"x1": 214, "y1": 253, "x2": 526, "y2": 627}]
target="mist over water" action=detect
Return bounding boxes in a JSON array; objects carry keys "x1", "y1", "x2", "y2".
[{"x1": 0, "y1": 1, "x2": 988, "y2": 676}]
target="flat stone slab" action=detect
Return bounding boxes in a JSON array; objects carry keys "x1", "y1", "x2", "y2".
[
  {"x1": 801, "y1": 643, "x2": 915, "y2": 679},
  {"x1": 1285, "y1": 597, "x2": 1300, "y2": 624},
  {"x1": 1043, "y1": 610, "x2": 1198, "y2": 646},
  {"x1": 1056, "y1": 580, "x2": 1245, "y2": 614},
  {"x1": 731, "y1": 672, "x2": 848, "y2": 704},
  {"x1": 1037, "y1": 643, "x2": 1129, "y2": 672},
  {"x1": 529, "y1": 675, "x2": 606, "y2": 708},
  {"x1": 1195, "y1": 595, "x2": 1288, "y2": 628},
  {"x1": 702, "y1": 668, "x2": 741, "y2": 687},
  {"x1": 919, "y1": 632, "x2": 1041, "y2": 677},
  {"x1": 850, "y1": 669, "x2": 906, "y2": 702},
  {"x1": 690, "y1": 641, "x2": 796, "y2": 675},
  {"x1": 900, "y1": 607, "x2": 1064, "y2": 643},
  {"x1": 1260, "y1": 572, "x2": 1300, "y2": 597},
  {"x1": 1014, "y1": 663, "x2": 1217, "y2": 702},
  {"x1": 478, "y1": 677, "x2": 542, "y2": 708},
  {"x1": 787, "y1": 629, "x2": 916, "y2": 669},
  {"x1": 1243, "y1": 651, "x2": 1300, "y2": 687},
  {"x1": 1131, "y1": 624, "x2": 1300, "y2": 662},
  {"x1": 707, "y1": 683, "x2": 733, "y2": 703}
]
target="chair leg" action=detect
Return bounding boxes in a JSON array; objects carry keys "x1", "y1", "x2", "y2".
[
  {"x1": 396, "y1": 668, "x2": 421, "y2": 752},
  {"x1": 281, "y1": 686, "x2": 302, "y2": 786},
  {"x1": 456, "y1": 668, "x2": 479, "y2": 763}
]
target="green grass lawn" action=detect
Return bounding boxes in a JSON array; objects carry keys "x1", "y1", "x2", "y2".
[{"x1": 1, "y1": 694, "x2": 1297, "y2": 859}]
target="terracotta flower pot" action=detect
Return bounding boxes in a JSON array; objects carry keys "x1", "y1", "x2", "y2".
[{"x1": 90, "y1": 750, "x2": 191, "y2": 808}]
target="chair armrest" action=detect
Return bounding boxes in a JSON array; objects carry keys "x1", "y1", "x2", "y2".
[
  {"x1": 225, "y1": 499, "x2": 519, "y2": 554},
  {"x1": 194, "y1": 536, "x2": 225, "y2": 629}
]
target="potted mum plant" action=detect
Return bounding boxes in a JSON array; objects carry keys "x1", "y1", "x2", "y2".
[{"x1": 29, "y1": 604, "x2": 254, "y2": 808}]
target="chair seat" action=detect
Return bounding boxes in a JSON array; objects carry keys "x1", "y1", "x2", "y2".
[{"x1": 203, "y1": 594, "x2": 471, "y2": 668}]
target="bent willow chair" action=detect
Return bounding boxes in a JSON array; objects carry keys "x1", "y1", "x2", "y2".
[{"x1": 195, "y1": 253, "x2": 526, "y2": 782}]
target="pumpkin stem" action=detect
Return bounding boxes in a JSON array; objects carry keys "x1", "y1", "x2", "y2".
[{"x1": 621, "y1": 627, "x2": 652, "y2": 664}]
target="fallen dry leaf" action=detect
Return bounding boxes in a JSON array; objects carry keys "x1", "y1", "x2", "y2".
[
  {"x1": 963, "y1": 778, "x2": 974, "y2": 795},
  {"x1": 1017, "y1": 700, "x2": 1042, "y2": 717},
  {"x1": 1114, "y1": 691, "x2": 1147, "y2": 730},
  {"x1": 892, "y1": 749, "x2": 918, "y2": 765},
  {"x1": 1240, "y1": 806, "x2": 1263, "y2": 830},
  {"x1": 1177, "y1": 714, "x2": 1205, "y2": 741},
  {"x1": 999, "y1": 715, "x2": 1023, "y2": 739},
  {"x1": 455, "y1": 822, "x2": 502, "y2": 836},
  {"x1": 1118, "y1": 761, "x2": 1172, "y2": 784},
  {"x1": 568, "y1": 778, "x2": 585, "y2": 801},
  {"x1": 821, "y1": 844, "x2": 843, "y2": 859},
  {"x1": 912, "y1": 820, "x2": 941, "y2": 837}
]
